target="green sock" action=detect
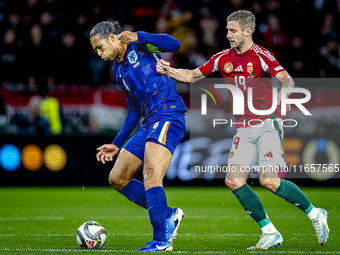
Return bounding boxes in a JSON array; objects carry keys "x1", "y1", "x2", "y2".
[
  {"x1": 274, "y1": 179, "x2": 312, "y2": 213},
  {"x1": 232, "y1": 183, "x2": 270, "y2": 227}
]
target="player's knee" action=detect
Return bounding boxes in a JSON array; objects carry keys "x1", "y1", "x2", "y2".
[
  {"x1": 108, "y1": 171, "x2": 128, "y2": 191},
  {"x1": 259, "y1": 178, "x2": 275, "y2": 192},
  {"x1": 225, "y1": 178, "x2": 244, "y2": 191}
]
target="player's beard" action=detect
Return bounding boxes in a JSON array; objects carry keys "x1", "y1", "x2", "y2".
[{"x1": 234, "y1": 37, "x2": 246, "y2": 52}]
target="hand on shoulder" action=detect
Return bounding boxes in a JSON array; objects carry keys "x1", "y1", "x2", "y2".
[{"x1": 117, "y1": 31, "x2": 138, "y2": 44}]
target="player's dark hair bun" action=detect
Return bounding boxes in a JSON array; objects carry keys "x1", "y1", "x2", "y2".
[
  {"x1": 112, "y1": 21, "x2": 120, "y2": 34},
  {"x1": 90, "y1": 21, "x2": 121, "y2": 38}
]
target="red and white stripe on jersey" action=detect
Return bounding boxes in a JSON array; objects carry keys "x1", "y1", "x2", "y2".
[
  {"x1": 250, "y1": 44, "x2": 285, "y2": 77},
  {"x1": 199, "y1": 49, "x2": 231, "y2": 76},
  {"x1": 251, "y1": 44, "x2": 275, "y2": 61}
]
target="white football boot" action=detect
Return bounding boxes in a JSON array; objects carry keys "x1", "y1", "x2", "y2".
[
  {"x1": 247, "y1": 231, "x2": 283, "y2": 250},
  {"x1": 311, "y1": 208, "x2": 330, "y2": 245},
  {"x1": 166, "y1": 208, "x2": 185, "y2": 243}
]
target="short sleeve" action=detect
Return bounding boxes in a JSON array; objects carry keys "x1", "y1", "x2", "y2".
[
  {"x1": 257, "y1": 49, "x2": 286, "y2": 77},
  {"x1": 199, "y1": 58, "x2": 216, "y2": 77},
  {"x1": 198, "y1": 50, "x2": 229, "y2": 77}
]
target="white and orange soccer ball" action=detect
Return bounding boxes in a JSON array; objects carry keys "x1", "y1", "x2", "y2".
[{"x1": 76, "y1": 221, "x2": 107, "y2": 249}]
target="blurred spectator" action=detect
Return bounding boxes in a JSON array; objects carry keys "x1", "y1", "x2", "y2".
[
  {"x1": 88, "y1": 48, "x2": 109, "y2": 86},
  {"x1": 176, "y1": 33, "x2": 207, "y2": 69},
  {"x1": 261, "y1": 14, "x2": 287, "y2": 61},
  {"x1": 23, "y1": 24, "x2": 47, "y2": 88},
  {"x1": 154, "y1": 17, "x2": 179, "y2": 68},
  {"x1": 167, "y1": 10, "x2": 195, "y2": 56},
  {"x1": 0, "y1": 91, "x2": 7, "y2": 133},
  {"x1": 286, "y1": 36, "x2": 309, "y2": 77},
  {"x1": 200, "y1": 17, "x2": 219, "y2": 53},
  {"x1": 230, "y1": 0, "x2": 245, "y2": 10},
  {"x1": 13, "y1": 95, "x2": 50, "y2": 135},
  {"x1": 251, "y1": 1, "x2": 266, "y2": 43},
  {"x1": 0, "y1": 0, "x2": 339, "y2": 138},
  {"x1": 7, "y1": 13, "x2": 21, "y2": 30},
  {"x1": 0, "y1": 29, "x2": 23, "y2": 84},
  {"x1": 319, "y1": 39, "x2": 340, "y2": 74},
  {"x1": 1, "y1": 0, "x2": 338, "y2": 87},
  {"x1": 128, "y1": 0, "x2": 161, "y2": 31},
  {"x1": 55, "y1": 32, "x2": 90, "y2": 85},
  {"x1": 320, "y1": 13, "x2": 338, "y2": 43},
  {"x1": 39, "y1": 84, "x2": 63, "y2": 135},
  {"x1": 22, "y1": 0, "x2": 42, "y2": 25}
]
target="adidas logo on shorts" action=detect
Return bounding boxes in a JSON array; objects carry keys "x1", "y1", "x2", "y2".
[{"x1": 264, "y1": 151, "x2": 273, "y2": 158}]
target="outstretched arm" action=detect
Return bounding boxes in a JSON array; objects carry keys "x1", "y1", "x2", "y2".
[
  {"x1": 117, "y1": 31, "x2": 181, "y2": 52},
  {"x1": 112, "y1": 92, "x2": 142, "y2": 148},
  {"x1": 96, "y1": 92, "x2": 141, "y2": 164},
  {"x1": 156, "y1": 59, "x2": 205, "y2": 84}
]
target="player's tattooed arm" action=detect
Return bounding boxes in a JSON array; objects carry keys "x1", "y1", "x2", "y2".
[
  {"x1": 156, "y1": 59, "x2": 205, "y2": 84},
  {"x1": 276, "y1": 71, "x2": 295, "y2": 111}
]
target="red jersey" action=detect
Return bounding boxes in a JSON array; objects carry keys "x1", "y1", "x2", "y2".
[{"x1": 199, "y1": 43, "x2": 285, "y2": 128}]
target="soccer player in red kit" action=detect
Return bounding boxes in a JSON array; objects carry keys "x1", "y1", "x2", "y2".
[{"x1": 156, "y1": 10, "x2": 330, "y2": 250}]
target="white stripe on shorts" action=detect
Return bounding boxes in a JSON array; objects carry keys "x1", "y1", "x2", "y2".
[{"x1": 158, "y1": 121, "x2": 170, "y2": 145}]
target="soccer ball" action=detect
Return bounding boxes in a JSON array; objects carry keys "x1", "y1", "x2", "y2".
[{"x1": 76, "y1": 221, "x2": 107, "y2": 249}]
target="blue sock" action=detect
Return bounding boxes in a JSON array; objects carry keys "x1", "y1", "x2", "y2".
[
  {"x1": 146, "y1": 186, "x2": 167, "y2": 242},
  {"x1": 119, "y1": 179, "x2": 147, "y2": 208},
  {"x1": 166, "y1": 206, "x2": 173, "y2": 218},
  {"x1": 119, "y1": 179, "x2": 173, "y2": 218}
]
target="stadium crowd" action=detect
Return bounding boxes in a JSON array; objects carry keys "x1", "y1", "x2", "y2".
[
  {"x1": 0, "y1": 0, "x2": 339, "y2": 135},
  {"x1": 0, "y1": 0, "x2": 339, "y2": 90}
]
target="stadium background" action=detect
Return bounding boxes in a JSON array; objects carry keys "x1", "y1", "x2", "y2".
[{"x1": 0, "y1": 0, "x2": 340, "y2": 186}]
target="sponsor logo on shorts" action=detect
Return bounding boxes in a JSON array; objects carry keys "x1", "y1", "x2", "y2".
[{"x1": 228, "y1": 151, "x2": 234, "y2": 158}]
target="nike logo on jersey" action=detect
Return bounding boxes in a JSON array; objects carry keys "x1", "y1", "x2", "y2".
[
  {"x1": 234, "y1": 65, "x2": 243, "y2": 72},
  {"x1": 264, "y1": 151, "x2": 273, "y2": 158}
]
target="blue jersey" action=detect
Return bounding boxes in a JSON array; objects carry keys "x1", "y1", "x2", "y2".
[{"x1": 111, "y1": 31, "x2": 187, "y2": 148}]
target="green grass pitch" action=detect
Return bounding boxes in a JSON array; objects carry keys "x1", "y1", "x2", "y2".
[{"x1": 0, "y1": 186, "x2": 339, "y2": 254}]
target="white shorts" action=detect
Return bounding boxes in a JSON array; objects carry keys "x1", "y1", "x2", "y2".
[{"x1": 227, "y1": 118, "x2": 286, "y2": 167}]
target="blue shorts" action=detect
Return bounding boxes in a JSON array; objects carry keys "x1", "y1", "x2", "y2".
[{"x1": 123, "y1": 111, "x2": 186, "y2": 162}]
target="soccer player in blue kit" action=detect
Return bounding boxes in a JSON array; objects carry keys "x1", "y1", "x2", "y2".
[{"x1": 90, "y1": 21, "x2": 186, "y2": 251}]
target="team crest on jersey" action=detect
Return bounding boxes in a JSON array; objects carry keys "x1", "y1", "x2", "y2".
[
  {"x1": 247, "y1": 62, "x2": 253, "y2": 74},
  {"x1": 128, "y1": 50, "x2": 138, "y2": 64},
  {"x1": 224, "y1": 62, "x2": 233, "y2": 73}
]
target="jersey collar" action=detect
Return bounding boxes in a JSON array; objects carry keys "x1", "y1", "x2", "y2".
[
  {"x1": 235, "y1": 42, "x2": 255, "y2": 56},
  {"x1": 119, "y1": 44, "x2": 128, "y2": 62}
]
